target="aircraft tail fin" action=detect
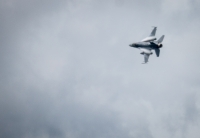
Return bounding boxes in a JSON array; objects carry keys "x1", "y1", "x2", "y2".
[
  {"x1": 157, "y1": 35, "x2": 165, "y2": 43},
  {"x1": 149, "y1": 27, "x2": 157, "y2": 36}
]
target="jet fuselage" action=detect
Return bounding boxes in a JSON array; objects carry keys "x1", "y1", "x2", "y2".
[{"x1": 129, "y1": 42, "x2": 158, "y2": 50}]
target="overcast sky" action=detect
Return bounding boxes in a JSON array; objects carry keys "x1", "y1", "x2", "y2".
[{"x1": 1, "y1": 0, "x2": 200, "y2": 138}]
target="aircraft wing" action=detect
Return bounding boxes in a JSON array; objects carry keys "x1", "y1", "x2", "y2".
[
  {"x1": 141, "y1": 27, "x2": 157, "y2": 42},
  {"x1": 144, "y1": 54, "x2": 150, "y2": 63},
  {"x1": 149, "y1": 27, "x2": 157, "y2": 36},
  {"x1": 139, "y1": 48, "x2": 151, "y2": 63},
  {"x1": 139, "y1": 48, "x2": 152, "y2": 54}
]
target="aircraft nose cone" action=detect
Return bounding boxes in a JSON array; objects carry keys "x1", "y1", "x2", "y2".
[{"x1": 129, "y1": 44, "x2": 132, "y2": 47}]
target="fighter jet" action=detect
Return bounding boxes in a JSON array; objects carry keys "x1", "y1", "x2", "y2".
[{"x1": 129, "y1": 27, "x2": 165, "y2": 64}]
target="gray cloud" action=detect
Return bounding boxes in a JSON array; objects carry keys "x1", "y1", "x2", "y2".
[{"x1": 0, "y1": 0, "x2": 200, "y2": 138}]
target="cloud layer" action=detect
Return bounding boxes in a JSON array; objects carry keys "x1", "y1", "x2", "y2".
[{"x1": 0, "y1": 0, "x2": 200, "y2": 138}]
